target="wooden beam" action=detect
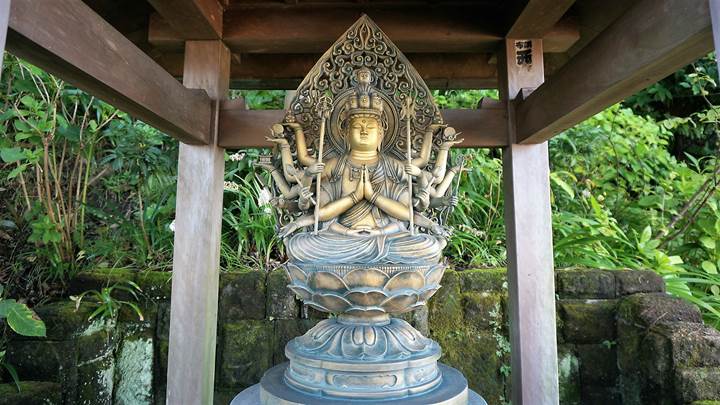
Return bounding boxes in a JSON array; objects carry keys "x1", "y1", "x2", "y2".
[
  {"x1": 500, "y1": 38, "x2": 559, "y2": 405},
  {"x1": 0, "y1": 0, "x2": 8, "y2": 82},
  {"x1": 507, "y1": 0, "x2": 576, "y2": 39},
  {"x1": 147, "y1": 0, "x2": 223, "y2": 39},
  {"x1": 151, "y1": 8, "x2": 504, "y2": 53},
  {"x1": 711, "y1": 0, "x2": 720, "y2": 69},
  {"x1": 154, "y1": 52, "x2": 499, "y2": 90},
  {"x1": 6, "y1": 0, "x2": 212, "y2": 144},
  {"x1": 515, "y1": 0, "x2": 713, "y2": 144},
  {"x1": 218, "y1": 103, "x2": 508, "y2": 149},
  {"x1": 167, "y1": 40, "x2": 229, "y2": 405}
]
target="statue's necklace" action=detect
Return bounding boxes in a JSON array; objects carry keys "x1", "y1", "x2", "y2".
[{"x1": 347, "y1": 159, "x2": 378, "y2": 181}]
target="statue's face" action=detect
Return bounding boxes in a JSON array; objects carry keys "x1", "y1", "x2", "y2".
[{"x1": 349, "y1": 117, "x2": 380, "y2": 152}]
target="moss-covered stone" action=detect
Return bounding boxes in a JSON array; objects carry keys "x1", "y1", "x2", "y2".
[
  {"x1": 266, "y1": 268, "x2": 297, "y2": 319},
  {"x1": 460, "y1": 268, "x2": 506, "y2": 292},
  {"x1": 67, "y1": 268, "x2": 138, "y2": 298},
  {"x1": 76, "y1": 328, "x2": 116, "y2": 364},
  {"x1": 154, "y1": 338, "x2": 169, "y2": 388},
  {"x1": 397, "y1": 306, "x2": 429, "y2": 336},
  {"x1": 5, "y1": 340, "x2": 76, "y2": 383},
  {"x1": 614, "y1": 270, "x2": 665, "y2": 296},
  {"x1": 560, "y1": 300, "x2": 617, "y2": 344},
  {"x1": 0, "y1": 381, "x2": 62, "y2": 405},
  {"x1": 134, "y1": 271, "x2": 172, "y2": 301},
  {"x1": 16, "y1": 301, "x2": 114, "y2": 341},
  {"x1": 114, "y1": 329, "x2": 154, "y2": 405},
  {"x1": 675, "y1": 368, "x2": 720, "y2": 403},
  {"x1": 558, "y1": 345, "x2": 581, "y2": 405},
  {"x1": 155, "y1": 303, "x2": 171, "y2": 340},
  {"x1": 655, "y1": 322, "x2": 720, "y2": 369},
  {"x1": 462, "y1": 291, "x2": 504, "y2": 330},
  {"x1": 214, "y1": 389, "x2": 240, "y2": 405},
  {"x1": 577, "y1": 344, "x2": 620, "y2": 404},
  {"x1": 436, "y1": 329, "x2": 505, "y2": 404},
  {"x1": 556, "y1": 269, "x2": 615, "y2": 299},
  {"x1": 618, "y1": 293, "x2": 702, "y2": 327},
  {"x1": 272, "y1": 319, "x2": 319, "y2": 365},
  {"x1": 428, "y1": 270, "x2": 463, "y2": 338},
  {"x1": 76, "y1": 354, "x2": 115, "y2": 405},
  {"x1": 692, "y1": 402, "x2": 720, "y2": 405},
  {"x1": 219, "y1": 271, "x2": 266, "y2": 321},
  {"x1": 218, "y1": 320, "x2": 273, "y2": 389}
]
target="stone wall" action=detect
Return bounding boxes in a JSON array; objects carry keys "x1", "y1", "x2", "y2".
[{"x1": 1, "y1": 268, "x2": 719, "y2": 405}]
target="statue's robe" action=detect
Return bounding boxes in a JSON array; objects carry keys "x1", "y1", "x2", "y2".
[{"x1": 286, "y1": 154, "x2": 444, "y2": 266}]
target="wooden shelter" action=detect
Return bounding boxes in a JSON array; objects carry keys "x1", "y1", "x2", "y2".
[{"x1": 1, "y1": 0, "x2": 717, "y2": 404}]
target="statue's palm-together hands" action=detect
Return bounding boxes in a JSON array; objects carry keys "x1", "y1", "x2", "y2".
[{"x1": 362, "y1": 166, "x2": 375, "y2": 200}]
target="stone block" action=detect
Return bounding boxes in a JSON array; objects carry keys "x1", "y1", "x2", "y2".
[
  {"x1": 692, "y1": 402, "x2": 720, "y2": 405},
  {"x1": 436, "y1": 330, "x2": 506, "y2": 405},
  {"x1": 219, "y1": 271, "x2": 266, "y2": 321},
  {"x1": 560, "y1": 300, "x2": 617, "y2": 344},
  {"x1": 614, "y1": 270, "x2": 665, "y2": 296},
  {"x1": 428, "y1": 270, "x2": 464, "y2": 338},
  {"x1": 556, "y1": 269, "x2": 615, "y2": 299},
  {"x1": 557, "y1": 344, "x2": 581, "y2": 405},
  {"x1": 114, "y1": 328, "x2": 155, "y2": 405},
  {"x1": 155, "y1": 303, "x2": 171, "y2": 340},
  {"x1": 67, "y1": 268, "x2": 138, "y2": 298},
  {"x1": 618, "y1": 293, "x2": 701, "y2": 328},
  {"x1": 134, "y1": 271, "x2": 172, "y2": 301},
  {"x1": 656, "y1": 322, "x2": 720, "y2": 368},
  {"x1": 15, "y1": 301, "x2": 114, "y2": 341},
  {"x1": 5, "y1": 339, "x2": 76, "y2": 383},
  {"x1": 675, "y1": 368, "x2": 720, "y2": 404},
  {"x1": 462, "y1": 291, "x2": 504, "y2": 330},
  {"x1": 214, "y1": 389, "x2": 240, "y2": 405},
  {"x1": 266, "y1": 267, "x2": 298, "y2": 319},
  {"x1": 218, "y1": 320, "x2": 273, "y2": 389},
  {"x1": 0, "y1": 381, "x2": 62, "y2": 405},
  {"x1": 272, "y1": 319, "x2": 319, "y2": 365},
  {"x1": 460, "y1": 268, "x2": 506, "y2": 292},
  {"x1": 76, "y1": 354, "x2": 115, "y2": 405},
  {"x1": 76, "y1": 328, "x2": 116, "y2": 364},
  {"x1": 154, "y1": 338, "x2": 169, "y2": 388},
  {"x1": 577, "y1": 344, "x2": 620, "y2": 404},
  {"x1": 397, "y1": 305, "x2": 429, "y2": 336}
]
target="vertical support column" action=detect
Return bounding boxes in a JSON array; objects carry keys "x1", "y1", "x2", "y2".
[
  {"x1": 0, "y1": 0, "x2": 9, "y2": 81},
  {"x1": 500, "y1": 38, "x2": 559, "y2": 405},
  {"x1": 166, "y1": 40, "x2": 230, "y2": 405},
  {"x1": 711, "y1": 0, "x2": 720, "y2": 69}
]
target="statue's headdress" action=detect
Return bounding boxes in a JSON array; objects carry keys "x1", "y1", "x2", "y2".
[{"x1": 346, "y1": 68, "x2": 384, "y2": 120}]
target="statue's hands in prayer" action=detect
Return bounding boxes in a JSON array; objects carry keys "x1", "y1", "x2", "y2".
[
  {"x1": 351, "y1": 167, "x2": 365, "y2": 202},
  {"x1": 404, "y1": 163, "x2": 421, "y2": 177},
  {"x1": 306, "y1": 162, "x2": 325, "y2": 176},
  {"x1": 362, "y1": 166, "x2": 375, "y2": 200}
]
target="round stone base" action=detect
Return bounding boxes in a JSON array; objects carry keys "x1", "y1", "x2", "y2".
[{"x1": 230, "y1": 363, "x2": 487, "y2": 405}]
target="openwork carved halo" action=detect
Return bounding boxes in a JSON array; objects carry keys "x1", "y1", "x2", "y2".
[{"x1": 287, "y1": 14, "x2": 442, "y2": 161}]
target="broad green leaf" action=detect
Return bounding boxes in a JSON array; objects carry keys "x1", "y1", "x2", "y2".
[
  {"x1": 711, "y1": 285, "x2": 720, "y2": 296},
  {"x1": 0, "y1": 299, "x2": 16, "y2": 317},
  {"x1": 7, "y1": 164, "x2": 27, "y2": 180},
  {"x1": 640, "y1": 226, "x2": 652, "y2": 244},
  {"x1": 700, "y1": 236, "x2": 716, "y2": 250},
  {"x1": 0, "y1": 148, "x2": 25, "y2": 163},
  {"x1": 701, "y1": 260, "x2": 718, "y2": 274},
  {"x1": 6, "y1": 303, "x2": 46, "y2": 337}
]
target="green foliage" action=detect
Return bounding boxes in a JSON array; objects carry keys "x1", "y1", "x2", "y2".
[
  {"x1": 69, "y1": 281, "x2": 144, "y2": 321},
  {"x1": 0, "y1": 285, "x2": 45, "y2": 337}
]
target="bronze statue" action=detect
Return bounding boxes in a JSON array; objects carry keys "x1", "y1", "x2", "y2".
[{"x1": 243, "y1": 14, "x2": 484, "y2": 405}]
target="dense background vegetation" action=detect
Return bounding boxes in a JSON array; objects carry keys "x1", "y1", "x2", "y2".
[{"x1": 1, "y1": 53, "x2": 719, "y2": 332}]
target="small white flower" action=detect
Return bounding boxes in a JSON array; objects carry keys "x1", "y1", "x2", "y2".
[
  {"x1": 581, "y1": 189, "x2": 592, "y2": 198},
  {"x1": 229, "y1": 151, "x2": 246, "y2": 162},
  {"x1": 224, "y1": 181, "x2": 240, "y2": 192},
  {"x1": 169, "y1": 219, "x2": 176, "y2": 233},
  {"x1": 258, "y1": 188, "x2": 272, "y2": 206}
]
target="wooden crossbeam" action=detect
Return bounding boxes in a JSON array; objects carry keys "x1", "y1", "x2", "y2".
[
  {"x1": 507, "y1": 0, "x2": 576, "y2": 39},
  {"x1": 154, "y1": 52, "x2": 498, "y2": 90},
  {"x1": 147, "y1": 0, "x2": 223, "y2": 39},
  {"x1": 515, "y1": 0, "x2": 713, "y2": 144},
  {"x1": 218, "y1": 102, "x2": 508, "y2": 148},
  {"x1": 6, "y1": 0, "x2": 212, "y2": 144}
]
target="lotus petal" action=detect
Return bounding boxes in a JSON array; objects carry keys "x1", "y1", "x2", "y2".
[
  {"x1": 381, "y1": 293, "x2": 419, "y2": 313},
  {"x1": 289, "y1": 285, "x2": 312, "y2": 301},
  {"x1": 306, "y1": 302, "x2": 331, "y2": 313},
  {"x1": 308, "y1": 271, "x2": 348, "y2": 292},
  {"x1": 344, "y1": 289, "x2": 388, "y2": 307},
  {"x1": 419, "y1": 287, "x2": 440, "y2": 302},
  {"x1": 312, "y1": 293, "x2": 352, "y2": 313},
  {"x1": 424, "y1": 265, "x2": 445, "y2": 287},
  {"x1": 385, "y1": 271, "x2": 424, "y2": 291},
  {"x1": 344, "y1": 268, "x2": 389, "y2": 288},
  {"x1": 286, "y1": 263, "x2": 308, "y2": 283},
  {"x1": 345, "y1": 306, "x2": 386, "y2": 317}
]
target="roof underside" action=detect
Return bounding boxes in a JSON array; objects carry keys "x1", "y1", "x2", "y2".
[{"x1": 81, "y1": 0, "x2": 640, "y2": 89}]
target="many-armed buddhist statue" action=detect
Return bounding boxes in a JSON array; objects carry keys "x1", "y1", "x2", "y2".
[{"x1": 233, "y1": 15, "x2": 485, "y2": 405}]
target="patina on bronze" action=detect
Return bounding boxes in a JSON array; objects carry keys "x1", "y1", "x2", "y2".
[{"x1": 234, "y1": 15, "x2": 485, "y2": 405}]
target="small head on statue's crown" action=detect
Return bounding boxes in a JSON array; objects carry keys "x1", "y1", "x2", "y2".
[{"x1": 346, "y1": 68, "x2": 384, "y2": 120}]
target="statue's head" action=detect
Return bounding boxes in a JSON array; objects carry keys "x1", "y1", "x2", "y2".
[{"x1": 345, "y1": 69, "x2": 384, "y2": 152}]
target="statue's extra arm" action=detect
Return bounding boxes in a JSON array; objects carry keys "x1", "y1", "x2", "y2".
[
  {"x1": 288, "y1": 123, "x2": 316, "y2": 167},
  {"x1": 411, "y1": 127, "x2": 434, "y2": 168},
  {"x1": 318, "y1": 194, "x2": 357, "y2": 221},
  {"x1": 373, "y1": 193, "x2": 412, "y2": 221}
]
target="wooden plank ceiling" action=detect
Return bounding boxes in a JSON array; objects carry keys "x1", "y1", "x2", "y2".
[{"x1": 81, "y1": 0, "x2": 641, "y2": 90}]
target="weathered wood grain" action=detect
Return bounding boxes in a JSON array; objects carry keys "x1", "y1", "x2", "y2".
[
  {"x1": 516, "y1": 0, "x2": 713, "y2": 143},
  {"x1": 0, "y1": 0, "x2": 8, "y2": 82},
  {"x1": 166, "y1": 40, "x2": 229, "y2": 405},
  {"x1": 147, "y1": 0, "x2": 223, "y2": 39},
  {"x1": 507, "y1": 0, "x2": 576, "y2": 39},
  {"x1": 501, "y1": 38, "x2": 559, "y2": 405},
  {"x1": 218, "y1": 105, "x2": 508, "y2": 149},
  {"x1": 5, "y1": 0, "x2": 212, "y2": 144}
]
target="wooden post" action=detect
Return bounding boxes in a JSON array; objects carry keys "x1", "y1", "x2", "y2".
[
  {"x1": 500, "y1": 38, "x2": 559, "y2": 405},
  {"x1": 166, "y1": 40, "x2": 230, "y2": 405},
  {"x1": 0, "y1": 0, "x2": 9, "y2": 81},
  {"x1": 711, "y1": 0, "x2": 720, "y2": 68}
]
